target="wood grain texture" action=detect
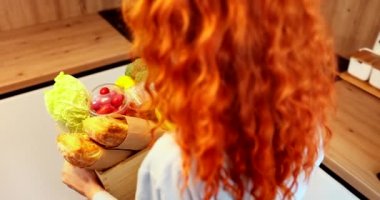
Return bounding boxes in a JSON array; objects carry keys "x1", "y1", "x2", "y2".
[
  {"x1": 1, "y1": 0, "x2": 379, "y2": 57},
  {"x1": 0, "y1": 14, "x2": 132, "y2": 95},
  {"x1": 0, "y1": 0, "x2": 121, "y2": 31},
  {"x1": 339, "y1": 72, "x2": 380, "y2": 99},
  {"x1": 96, "y1": 149, "x2": 149, "y2": 200},
  {"x1": 325, "y1": 80, "x2": 380, "y2": 199},
  {"x1": 321, "y1": 0, "x2": 380, "y2": 58}
]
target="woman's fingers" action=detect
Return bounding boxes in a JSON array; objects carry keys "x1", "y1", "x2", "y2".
[{"x1": 61, "y1": 161, "x2": 104, "y2": 198}]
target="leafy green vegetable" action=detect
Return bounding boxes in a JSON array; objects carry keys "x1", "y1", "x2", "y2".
[
  {"x1": 124, "y1": 58, "x2": 148, "y2": 83},
  {"x1": 44, "y1": 72, "x2": 90, "y2": 132}
]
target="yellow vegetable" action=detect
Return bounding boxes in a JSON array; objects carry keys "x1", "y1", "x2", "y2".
[{"x1": 115, "y1": 75, "x2": 135, "y2": 89}]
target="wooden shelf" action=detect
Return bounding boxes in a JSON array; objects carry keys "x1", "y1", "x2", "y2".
[
  {"x1": 339, "y1": 72, "x2": 380, "y2": 99},
  {"x1": 325, "y1": 80, "x2": 380, "y2": 199},
  {"x1": 0, "y1": 14, "x2": 132, "y2": 95}
]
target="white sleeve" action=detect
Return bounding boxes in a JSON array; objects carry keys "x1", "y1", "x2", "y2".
[
  {"x1": 135, "y1": 168, "x2": 158, "y2": 200},
  {"x1": 135, "y1": 134, "x2": 204, "y2": 200},
  {"x1": 92, "y1": 191, "x2": 117, "y2": 200}
]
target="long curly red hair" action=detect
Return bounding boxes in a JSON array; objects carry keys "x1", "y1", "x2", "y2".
[{"x1": 123, "y1": 0, "x2": 336, "y2": 199}]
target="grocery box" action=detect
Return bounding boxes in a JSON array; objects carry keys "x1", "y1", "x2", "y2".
[{"x1": 96, "y1": 148, "x2": 149, "y2": 200}]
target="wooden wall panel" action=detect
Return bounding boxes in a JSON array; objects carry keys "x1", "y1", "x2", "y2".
[
  {"x1": 0, "y1": 0, "x2": 121, "y2": 31},
  {"x1": 1, "y1": 0, "x2": 378, "y2": 58},
  {"x1": 321, "y1": 0, "x2": 380, "y2": 58}
]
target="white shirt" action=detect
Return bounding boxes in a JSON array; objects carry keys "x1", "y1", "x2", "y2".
[{"x1": 94, "y1": 133, "x2": 324, "y2": 200}]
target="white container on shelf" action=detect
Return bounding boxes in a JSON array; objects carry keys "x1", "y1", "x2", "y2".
[
  {"x1": 369, "y1": 67, "x2": 380, "y2": 89},
  {"x1": 347, "y1": 57, "x2": 373, "y2": 81}
]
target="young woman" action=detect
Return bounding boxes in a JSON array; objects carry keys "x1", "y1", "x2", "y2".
[{"x1": 62, "y1": 0, "x2": 336, "y2": 199}]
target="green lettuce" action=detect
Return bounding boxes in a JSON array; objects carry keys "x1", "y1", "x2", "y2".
[{"x1": 44, "y1": 72, "x2": 90, "y2": 132}]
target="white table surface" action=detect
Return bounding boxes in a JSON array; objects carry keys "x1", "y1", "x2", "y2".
[
  {"x1": 0, "y1": 66, "x2": 125, "y2": 200},
  {"x1": 0, "y1": 65, "x2": 358, "y2": 200}
]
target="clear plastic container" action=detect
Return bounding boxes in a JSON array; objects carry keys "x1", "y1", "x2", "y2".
[{"x1": 89, "y1": 83, "x2": 128, "y2": 116}]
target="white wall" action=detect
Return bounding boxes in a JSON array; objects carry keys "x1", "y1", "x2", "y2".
[{"x1": 0, "y1": 65, "x2": 358, "y2": 200}]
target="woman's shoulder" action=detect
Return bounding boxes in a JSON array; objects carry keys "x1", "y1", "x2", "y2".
[
  {"x1": 136, "y1": 132, "x2": 324, "y2": 200},
  {"x1": 139, "y1": 133, "x2": 183, "y2": 181},
  {"x1": 144, "y1": 133, "x2": 181, "y2": 163},
  {"x1": 136, "y1": 133, "x2": 193, "y2": 199}
]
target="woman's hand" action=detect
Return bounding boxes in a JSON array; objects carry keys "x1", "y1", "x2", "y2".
[{"x1": 61, "y1": 161, "x2": 105, "y2": 198}]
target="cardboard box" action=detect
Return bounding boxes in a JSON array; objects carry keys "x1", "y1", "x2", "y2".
[{"x1": 96, "y1": 149, "x2": 149, "y2": 200}]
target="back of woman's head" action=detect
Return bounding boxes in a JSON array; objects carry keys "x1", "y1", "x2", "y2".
[{"x1": 123, "y1": 0, "x2": 336, "y2": 199}]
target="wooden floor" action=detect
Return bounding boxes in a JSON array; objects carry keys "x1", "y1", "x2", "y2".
[
  {"x1": 326, "y1": 80, "x2": 380, "y2": 199},
  {"x1": 0, "y1": 14, "x2": 132, "y2": 95}
]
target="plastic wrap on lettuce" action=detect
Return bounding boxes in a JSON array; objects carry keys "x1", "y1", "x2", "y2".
[{"x1": 44, "y1": 72, "x2": 90, "y2": 132}]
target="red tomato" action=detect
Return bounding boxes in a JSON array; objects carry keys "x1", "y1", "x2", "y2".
[
  {"x1": 124, "y1": 109, "x2": 137, "y2": 116},
  {"x1": 90, "y1": 100, "x2": 101, "y2": 111},
  {"x1": 99, "y1": 87, "x2": 110, "y2": 95},
  {"x1": 109, "y1": 90, "x2": 117, "y2": 98},
  {"x1": 111, "y1": 94, "x2": 125, "y2": 108},
  {"x1": 96, "y1": 104, "x2": 116, "y2": 114},
  {"x1": 99, "y1": 96, "x2": 111, "y2": 105}
]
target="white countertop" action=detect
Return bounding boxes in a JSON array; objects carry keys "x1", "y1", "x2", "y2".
[{"x1": 0, "y1": 66, "x2": 125, "y2": 200}]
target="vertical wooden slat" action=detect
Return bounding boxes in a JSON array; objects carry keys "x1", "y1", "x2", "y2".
[
  {"x1": 0, "y1": 0, "x2": 121, "y2": 31},
  {"x1": 321, "y1": 0, "x2": 380, "y2": 58},
  {"x1": 101, "y1": 0, "x2": 121, "y2": 10},
  {"x1": 84, "y1": 0, "x2": 102, "y2": 13},
  {"x1": 57, "y1": 0, "x2": 82, "y2": 19},
  {"x1": 0, "y1": 0, "x2": 11, "y2": 31},
  {"x1": 4, "y1": 0, "x2": 30, "y2": 29}
]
